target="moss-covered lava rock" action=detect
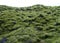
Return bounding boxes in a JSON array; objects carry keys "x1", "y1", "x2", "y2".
[{"x1": 0, "y1": 5, "x2": 60, "y2": 43}]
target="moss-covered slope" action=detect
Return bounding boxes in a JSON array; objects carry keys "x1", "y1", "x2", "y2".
[{"x1": 0, "y1": 5, "x2": 60, "y2": 43}]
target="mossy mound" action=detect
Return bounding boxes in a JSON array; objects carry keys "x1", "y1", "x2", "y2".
[{"x1": 0, "y1": 5, "x2": 60, "y2": 43}]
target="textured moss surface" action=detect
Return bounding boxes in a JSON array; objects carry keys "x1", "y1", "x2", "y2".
[{"x1": 0, "y1": 5, "x2": 60, "y2": 43}]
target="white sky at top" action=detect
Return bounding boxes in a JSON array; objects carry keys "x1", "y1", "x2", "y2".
[{"x1": 0, "y1": 0, "x2": 60, "y2": 7}]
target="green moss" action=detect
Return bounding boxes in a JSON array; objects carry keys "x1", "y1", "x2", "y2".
[{"x1": 0, "y1": 5, "x2": 59, "y2": 43}]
